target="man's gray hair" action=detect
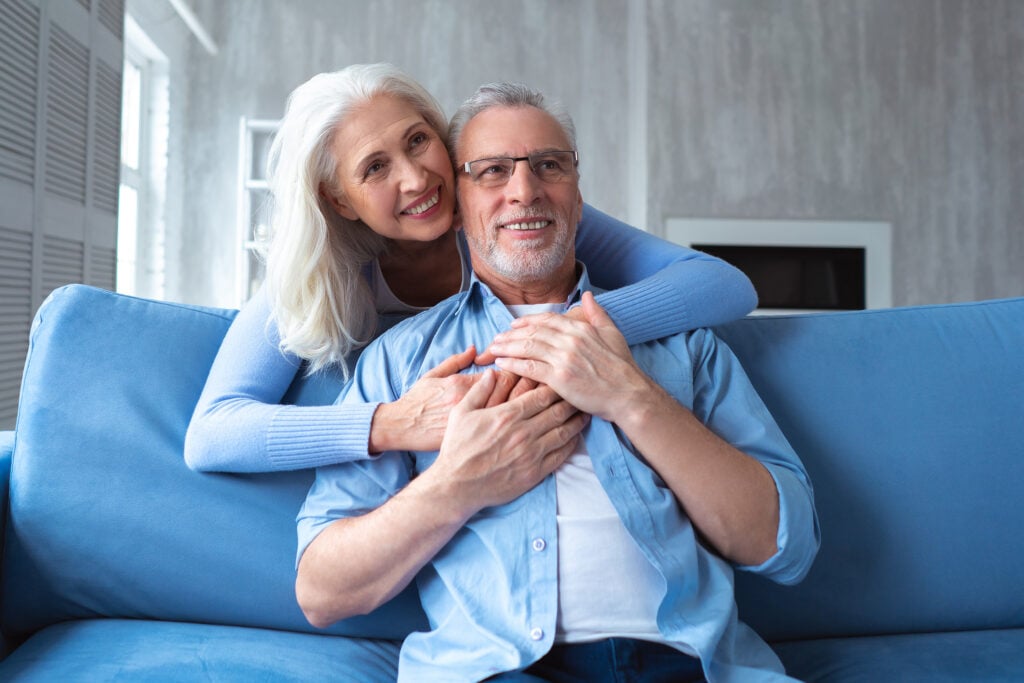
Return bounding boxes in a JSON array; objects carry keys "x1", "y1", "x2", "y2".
[{"x1": 447, "y1": 82, "x2": 577, "y2": 163}]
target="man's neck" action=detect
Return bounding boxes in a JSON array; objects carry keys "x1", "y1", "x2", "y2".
[{"x1": 479, "y1": 263, "x2": 580, "y2": 306}]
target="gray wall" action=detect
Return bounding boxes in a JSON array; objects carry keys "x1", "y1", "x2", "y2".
[
  {"x1": 648, "y1": 0, "x2": 1024, "y2": 307},
  {"x1": 138, "y1": 0, "x2": 1022, "y2": 309}
]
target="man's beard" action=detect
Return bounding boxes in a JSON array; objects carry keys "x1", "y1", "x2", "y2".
[{"x1": 467, "y1": 210, "x2": 576, "y2": 282}]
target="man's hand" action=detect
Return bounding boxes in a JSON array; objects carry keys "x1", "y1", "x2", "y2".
[
  {"x1": 484, "y1": 292, "x2": 656, "y2": 422},
  {"x1": 369, "y1": 347, "x2": 480, "y2": 453},
  {"x1": 424, "y1": 369, "x2": 587, "y2": 517},
  {"x1": 484, "y1": 293, "x2": 782, "y2": 565}
]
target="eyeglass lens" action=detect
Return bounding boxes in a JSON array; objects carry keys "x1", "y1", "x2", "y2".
[{"x1": 467, "y1": 151, "x2": 576, "y2": 186}]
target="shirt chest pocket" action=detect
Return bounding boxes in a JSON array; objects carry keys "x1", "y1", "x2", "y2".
[{"x1": 632, "y1": 343, "x2": 693, "y2": 407}]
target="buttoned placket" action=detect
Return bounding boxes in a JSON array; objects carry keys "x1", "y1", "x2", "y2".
[{"x1": 523, "y1": 477, "x2": 559, "y2": 657}]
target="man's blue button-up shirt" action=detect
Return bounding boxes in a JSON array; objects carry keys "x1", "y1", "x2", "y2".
[{"x1": 297, "y1": 267, "x2": 819, "y2": 683}]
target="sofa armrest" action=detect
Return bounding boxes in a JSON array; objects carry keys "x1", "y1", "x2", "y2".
[
  {"x1": 1, "y1": 430, "x2": 12, "y2": 659},
  {"x1": 0, "y1": 429, "x2": 10, "y2": 530},
  {"x1": 1, "y1": 429, "x2": 11, "y2": 525},
  {"x1": 0, "y1": 429, "x2": 12, "y2": 475}
]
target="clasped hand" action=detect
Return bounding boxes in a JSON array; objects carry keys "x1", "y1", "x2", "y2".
[
  {"x1": 373, "y1": 293, "x2": 644, "y2": 515},
  {"x1": 483, "y1": 292, "x2": 653, "y2": 422}
]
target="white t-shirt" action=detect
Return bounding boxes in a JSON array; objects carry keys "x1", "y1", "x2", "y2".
[{"x1": 506, "y1": 302, "x2": 678, "y2": 649}]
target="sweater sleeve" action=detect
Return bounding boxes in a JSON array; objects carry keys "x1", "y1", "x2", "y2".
[
  {"x1": 576, "y1": 204, "x2": 758, "y2": 344},
  {"x1": 183, "y1": 287, "x2": 379, "y2": 473}
]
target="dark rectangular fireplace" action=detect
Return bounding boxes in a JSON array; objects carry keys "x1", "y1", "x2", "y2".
[
  {"x1": 693, "y1": 244, "x2": 865, "y2": 311},
  {"x1": 666, "y1": 219, "x2": 892, "y2": 314}
]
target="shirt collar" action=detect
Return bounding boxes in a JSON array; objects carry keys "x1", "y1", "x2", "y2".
[{"x1": 458, "y1": 262, "x2": 592, "y2": 314}]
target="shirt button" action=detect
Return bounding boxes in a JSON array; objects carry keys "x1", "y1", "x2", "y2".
[
  {"x1": 530, "y1": 627, "x2": 544, "y2": 641},
  {"x1": 531, "y1": 538, "x2": 546, "y2": 552}
]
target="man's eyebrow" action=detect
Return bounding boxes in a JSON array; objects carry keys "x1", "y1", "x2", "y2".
[{"x1": 468, "y1": 146, "x2": 567, "y2": 161}]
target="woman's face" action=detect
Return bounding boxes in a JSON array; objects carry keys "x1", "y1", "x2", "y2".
[{"x1": 324, "y1": 93, "x2": 456, "y2": 244}]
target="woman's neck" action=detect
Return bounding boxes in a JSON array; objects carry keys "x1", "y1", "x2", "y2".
[{"x1": 378, "y1": 230, "x2": 462, "y2": 307}]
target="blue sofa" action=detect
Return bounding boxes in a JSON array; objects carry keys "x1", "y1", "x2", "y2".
[{"x1": 1, "y1": 284, "x2": 1022, "y2": 681}]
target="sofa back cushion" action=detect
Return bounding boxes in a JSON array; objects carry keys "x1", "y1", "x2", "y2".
[
  {"x1": 7, "y1": 286, "x2": 1024, "y2": 646},
  {"x1": 2, "y1": 285, "x2": 425, "y2": 640},
  {"x1": 720, "y1": 298, "x2": 1024, "y2": 641}
]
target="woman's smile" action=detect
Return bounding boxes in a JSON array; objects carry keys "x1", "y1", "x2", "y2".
[{"x1": 402, "y1": 187, "x2": 442, "y2": 217}]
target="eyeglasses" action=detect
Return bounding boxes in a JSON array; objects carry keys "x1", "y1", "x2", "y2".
[{"x1": 461, "y1": 150, "x2": 578, "y2": 188}]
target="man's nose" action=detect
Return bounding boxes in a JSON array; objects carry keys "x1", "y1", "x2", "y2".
[{"x1": 504, "y1": 159, "x2": 543, "y2": 204}]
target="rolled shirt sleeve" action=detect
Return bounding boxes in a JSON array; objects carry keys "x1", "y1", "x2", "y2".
[{"x1": 687, "y1": 328, "x2": 821, "y2": 585}]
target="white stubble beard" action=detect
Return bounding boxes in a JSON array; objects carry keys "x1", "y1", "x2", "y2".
[{"x1": 467, "y1": 209, "x2": 577, "y2": 282}]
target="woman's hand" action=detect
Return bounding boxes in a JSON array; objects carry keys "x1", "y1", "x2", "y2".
[{"x1": 368, "y1": 347, "x2": 479, "y2": 453}]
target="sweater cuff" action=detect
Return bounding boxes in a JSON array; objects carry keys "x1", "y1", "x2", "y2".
[
  {"x1": 594, "y1": 279, "x2": 692, "y2": 346},
  {"x1": 266, "y1": 401, "x2": 381, "y2": 470}
]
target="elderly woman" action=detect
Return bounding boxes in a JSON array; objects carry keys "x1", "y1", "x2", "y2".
[{"x1": 184, "y1": 63, "x2": 756, "y2": 474}]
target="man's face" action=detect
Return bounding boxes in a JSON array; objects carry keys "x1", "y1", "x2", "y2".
[{"x1": 456, "y1": 105, "x2": 583, "y2": 291}]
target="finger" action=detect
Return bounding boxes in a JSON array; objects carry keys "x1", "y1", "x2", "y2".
[
  {"x1": 508, "y1": 311, "x2": 579, "y2": 335},
  {"x1": 534, "y1": 398, "x2": 585, "y2": 435},
  {"x1": 581, "y1": 291, "x2": 615, "y2": 328},
  {"x1": 487, "y1": 329, "x2": 560, "y2": 365},
  {"x1": 423, "y1": 346, "x2": 477, "y2": 379},
  {"x1": 535, "y1": 412, "x2": 591, "y2": 475},
  {"x1": 484, "y1": 370, "x2": 519, "y2": 408},
  {"x1": 562, "y1": 305, "x2": 588, "y2": 323},
  {"x1": 480, "y1": 317, "x2": 560, "y2": 366},
  {"x1": 508, "y1": 310, "x2": 561, "y2": 327},
  {"x1": 494, "y1": 356, "x2": 551, "y2": 385},
  {"x1": 475, "y1": 346, "x2": 496, "y2": 367},
  {"x1": 504, "y1": 383, "x2": 562, "y2": 420},
  {"x1": 508, "y1": 376, "x2": 539, "y2": 401},
  {"x1": 453, "y1": 368, "x2": 496, "y2": 414}
]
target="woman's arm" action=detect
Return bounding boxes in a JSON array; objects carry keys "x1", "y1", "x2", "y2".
[
  {"x1": 185, "y1": 288, "x2": 478, "y2": 473},
  {"x1": 184, "y1": 287, "x2": 380, "y2": 473},
  {"x1": 576, "y1": 204, "x2": 758, "y2": 344}
]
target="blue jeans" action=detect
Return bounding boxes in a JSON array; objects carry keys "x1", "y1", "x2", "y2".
[{"x1": 487, "y1": 638, "x2": 705, "y2": 683}]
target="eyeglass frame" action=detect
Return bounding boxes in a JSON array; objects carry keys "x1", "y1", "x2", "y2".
[{"x1": 459, "y1": 150, "x2": 579, "y2": 186}]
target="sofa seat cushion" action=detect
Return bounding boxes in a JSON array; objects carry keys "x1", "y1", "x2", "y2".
[
  {"x1": 0, "y1": 619, "x2": 400, "y2": 681},
  {"x1": 774, "y1": 628, "x2": 1024, "y2": 682}
]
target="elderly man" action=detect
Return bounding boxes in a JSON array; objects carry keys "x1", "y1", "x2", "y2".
[{"x1": 295, "y1": 83, "x2": 819, "y2": 682}]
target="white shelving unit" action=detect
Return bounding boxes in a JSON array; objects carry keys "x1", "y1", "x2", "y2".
[{"x1": 235, "y1": 117, "x2": 280, "y2": 306}]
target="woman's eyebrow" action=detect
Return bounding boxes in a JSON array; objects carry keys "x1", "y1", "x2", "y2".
[{"x1": 354, "y1": 121, "x2": 430, "y2": 170}]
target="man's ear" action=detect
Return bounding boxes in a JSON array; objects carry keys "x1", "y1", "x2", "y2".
[
  {"x1": 319, "y1": 182, "x2": 359, "y2": 221},
  {"x1": 452, "y1": 201, "x2": 463, "y2": 231}
]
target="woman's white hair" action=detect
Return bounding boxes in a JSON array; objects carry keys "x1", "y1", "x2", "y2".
[{"x1": 262, "y1": 63, "x2": 447, "y2": 376}]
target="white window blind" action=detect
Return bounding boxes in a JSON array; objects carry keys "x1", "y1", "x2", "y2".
[{"x1": 0, "y1": 0, "x2": 124, "y2": 430}]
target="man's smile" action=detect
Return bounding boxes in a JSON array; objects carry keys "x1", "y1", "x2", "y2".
[{"x1": 501, "y1": 219, "x2": 551, "y2": 231}]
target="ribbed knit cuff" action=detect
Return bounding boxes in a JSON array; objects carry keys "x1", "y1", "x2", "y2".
[
  {"x1": 594, "y1": 279, "x2": 691, "y2": 345},
  {"x1": 266, "y1": 401, "x2": 381, "y2": 470}
]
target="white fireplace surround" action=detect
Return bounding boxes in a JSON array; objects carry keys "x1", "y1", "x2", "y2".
[{"x1": 665, "y1": 218, "x2": 893, "y2": 314}]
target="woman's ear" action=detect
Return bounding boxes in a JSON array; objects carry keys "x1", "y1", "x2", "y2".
[{"x1": 319, "y1": 182, "x2": 359, "y2": 221}]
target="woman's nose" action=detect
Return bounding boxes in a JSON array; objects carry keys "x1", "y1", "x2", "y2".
[{"x1": 397, "y1": 156, "x2": 429, "y2": 193}]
